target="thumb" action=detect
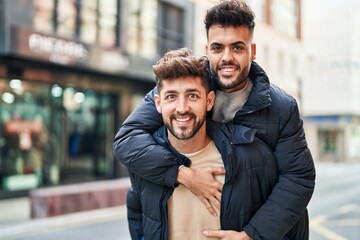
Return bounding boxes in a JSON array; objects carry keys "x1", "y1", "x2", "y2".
[{"x1": 203, "y1": 229, "x2": 223, "y2": 237}]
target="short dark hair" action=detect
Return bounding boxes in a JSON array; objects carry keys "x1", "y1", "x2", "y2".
[
  {"x1": 153, "y1": 48, "x2": 209, "y2": 92},
  {"x1": 204, "y1": 0, "x2": 255, "y2": 37}
]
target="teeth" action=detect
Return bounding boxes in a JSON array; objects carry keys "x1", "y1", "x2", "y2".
[
  {"x1": 176, "y1": 117, "x2": 190, "y2": 122},
  {"x1": 221, "y1": 67, "x2": 236, "y2": 72}
]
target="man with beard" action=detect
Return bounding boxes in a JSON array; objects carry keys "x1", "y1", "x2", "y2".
[
  {"x1": 114, "y1": 1, "x2": 315, "y2": 239},
  {"x1": 127, "y1": 47, "x2": 278, "y2": 239}
]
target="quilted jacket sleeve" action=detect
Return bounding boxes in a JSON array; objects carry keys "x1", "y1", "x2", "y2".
[
  {"x1": 243, "y1": 97, "x2": 316, "y2": 240},
  {"x1": 113, "y1": 88, "x2": 181, "y2": 187}
]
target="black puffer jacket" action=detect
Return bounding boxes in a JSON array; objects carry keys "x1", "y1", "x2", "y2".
[
  {"x1": 128, "y1": 121, "x2": 279, "y2": 239},
  {"x1": 113, "y1": 62, "x2": 316, "y2": 239}
]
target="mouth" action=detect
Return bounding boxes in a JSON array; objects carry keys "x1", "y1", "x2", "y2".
[
  {"x1": 173, "y1": 115, "x2": 192, "y2": 126},
  {"x1": 218, "y1": 66, "x2": 238, "y2": 75}
]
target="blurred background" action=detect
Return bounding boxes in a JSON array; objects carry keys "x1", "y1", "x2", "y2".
[{"x1": 0, "y1": 0, "x2": 359, "y2": 239}]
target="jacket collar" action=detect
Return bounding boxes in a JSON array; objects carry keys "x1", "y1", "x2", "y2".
[
  {"x1": 154, "y1": 121, "x2": 256, "y2": 154},
  {"x1": 152, "y1": 127, "x2": 191, "y2": 165},
  {"x1": 206, "y1": 120, "x2": 256, "y2": 145},
  {"x1": 243, "y1": 61, "x2": 272, "y2": 112}
]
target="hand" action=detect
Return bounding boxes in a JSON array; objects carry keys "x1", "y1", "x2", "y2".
[
  {"x1": 177, "y1": 166, "x2": 225, "y2": 215},
  {"x1": 203, "y1": 230, "x2": 253, "y2": 240}
]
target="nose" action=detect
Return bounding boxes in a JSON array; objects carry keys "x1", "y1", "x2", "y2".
[
  {"x1": 221, "y1": 48, "x2": 234, "y2": 63},
  {"x1": 176, "y1": 97, "x2": 190, "y2": 114}
]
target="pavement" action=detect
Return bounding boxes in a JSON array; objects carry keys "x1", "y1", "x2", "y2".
[
  {"x1": 1, "y1": 162, "x2": 359, "y2": 240},
  {"x1": 0, "y1": 197, "x2": 129, "y2": 240}
]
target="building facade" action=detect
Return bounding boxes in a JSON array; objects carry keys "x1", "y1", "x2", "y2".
[
  {"x1": 0, "y1": 0, "x2": 195, "y2": 198},
  {"x1": 302, "y1": 0, "x2": 360, "y2": 162}
]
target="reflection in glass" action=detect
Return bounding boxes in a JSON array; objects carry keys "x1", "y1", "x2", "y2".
[
  {"x1": 34, "y1": 0, "x2": 54, "y2": 33},
  {"x1": 51, "y1": 84, "x2": 63, "y2": 98},
  {"x1": 57, "y1": 0, "x2": 77, "y2": 38},
  {"x1": 80, "y1": 0, "x2": 97, "y2": 44},
  {"x1": 98, "y1": 0, "x2": 117, "y2": 48},
  {"x1": 2, "y1": 92, "x2": 15, "y2": 104}
]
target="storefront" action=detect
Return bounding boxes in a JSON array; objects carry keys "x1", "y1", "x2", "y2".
[
  {"x1": 304, "y1": 115, "x2": 360, "y2": 163},
  {"x1": 0, "y1": 28, "x2": 154, "y2": 198}
]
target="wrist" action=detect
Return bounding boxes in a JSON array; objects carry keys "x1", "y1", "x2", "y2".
[
  {"x1": 176, "y1": 165, "x2": 190, "y2": 185},
  {"x1": 240, "y1": 231, "x2": 252, "y2": 240}
]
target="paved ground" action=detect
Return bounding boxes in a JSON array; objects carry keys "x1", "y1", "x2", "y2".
[
  {"x1": 0, "y1": 197, "x2": 130, "y2": 240},
  {"x1": 1, "y1": 162, "x2": 359, "y2": 240}
]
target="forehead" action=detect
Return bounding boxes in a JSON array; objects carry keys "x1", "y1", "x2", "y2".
[
  {"x1": 207, "y1": 25, "x2": 252, "y2": 43},
  {"x1": 160, "y1": 76, "x2": 205, "y2": 93}
]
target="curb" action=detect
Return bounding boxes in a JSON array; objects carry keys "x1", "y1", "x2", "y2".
[{"x1": 0, "y1": 205, "x2": 127, "y2": 240}]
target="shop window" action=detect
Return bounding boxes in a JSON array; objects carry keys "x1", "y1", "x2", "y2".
[
  {"x1": 319, "y1": 129, "x2": 339, "y2": 162},
  {"x1": 0, "y1": 79, "x2": 54, "y2": 191},
  {"x1": 0, "y1": 79, "x2": 120, "y2": 192}
]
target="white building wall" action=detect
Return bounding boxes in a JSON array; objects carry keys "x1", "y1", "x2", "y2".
[
  {"x1": 254, "y1": 23, "x2": 304, "y2": 105},
  {"x1": 188, "y1": 0, "x2": 209, "y2": 57},
  {"x1": 302, "y1": 0, "x2": 360, "y2": 116}
]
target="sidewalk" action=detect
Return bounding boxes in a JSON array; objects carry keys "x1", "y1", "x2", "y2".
[{"x1": 0, "y1": 197, "x2": 127, "y2": 240}]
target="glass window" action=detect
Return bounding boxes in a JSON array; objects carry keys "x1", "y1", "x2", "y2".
[
  {"x1": 80, "y1": 0, "x2": 98, "y2": 44},
  {"x1": 33, "y1": 0, "x2": 55, "y2": 33},
  {"x1": 57, "y1": 0, "x2": 77, "y2": 38},
  {"x1": 248, "y1": 0, "x2": 265, "y2": 23},
  {"x1": 0, "y1": 78, "x2": 55, "y2": 190},
  {"x1": 272, "y1": 0, "x2": 298, "y2": 38},
  {"x1": 98, "y1": 0, "x2": 118, "y2": 48},
  {"x1": 32, "y1": 0, "x2": 120, "y2": 47},
  {"x1": 158, "y1": 2, "x2": 184, "y2": 55}
]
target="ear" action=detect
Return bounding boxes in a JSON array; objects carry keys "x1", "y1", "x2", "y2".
[
  {"x1": 206, "y1": 91, "x2": 215, "y2": 112},
  {"x1": 251, "y1": 43, "x2": 256, "y2": 61},
  {"x1": 154, "y1": 94, "x2": 162, "y2": 113},
  {"x1": 205, "y1": 44, "x2": 209, "y2": 56}
]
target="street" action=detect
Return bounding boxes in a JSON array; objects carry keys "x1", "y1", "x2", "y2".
[
  {"x1": 4, "y1": 162, "x2": 360, "y2": 240},
  {"x1": 308, "y1": 162, "x2": 360, "y2": 240}
]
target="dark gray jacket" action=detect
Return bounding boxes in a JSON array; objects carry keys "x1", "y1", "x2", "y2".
[
  {"x1": 128, "y1": 121, "x2": 279, "y2": 239},
  {"x1": 113, "y1": 61, "x2": 316, "y2": 239}
]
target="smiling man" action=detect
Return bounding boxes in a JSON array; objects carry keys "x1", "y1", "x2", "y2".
[
  {"x1": 114, "y1": 1, "x2": 315, "y2": 239},
  {"x1": 126, "y1": 47, "x2": 278, "y2": 240}
]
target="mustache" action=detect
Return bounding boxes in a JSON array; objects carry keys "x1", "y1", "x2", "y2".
[{"x1": 218, "y1": 61, "x2": 240, "y2": 68}]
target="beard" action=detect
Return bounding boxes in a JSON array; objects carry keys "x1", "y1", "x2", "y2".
[
  {"x1": 210, "y1": 61, "x2": 250, "y2": 90},
  {"x1": 165, "y1": 112, "x2": 205, "y2": 140}
]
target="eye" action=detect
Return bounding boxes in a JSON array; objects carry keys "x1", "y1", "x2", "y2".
[
  {"x1": 210, "y1": 45, "x2": 222, "y2": 52},
  {"x1": 165, "y1": 94, "x2": 176, "y2": 100},
  {"x1": 233, "y1": 45, "x2": 244, "y2": 52},
  {"x1": 188, "y1": 94, "x2": 199, "y2": 100}
]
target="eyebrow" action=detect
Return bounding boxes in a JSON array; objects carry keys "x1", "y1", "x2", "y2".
[
  {"x1": 163, "y1": 88, "x2": 201, "y2": 95},
  {"x1": 210, "y1": 41, "x2": 246, "y2": 46}
]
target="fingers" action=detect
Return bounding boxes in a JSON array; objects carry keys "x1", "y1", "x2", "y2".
[
  {"x1": 203, "y1": 230, "x2": 223, "y2": 238},
  {"x1": 200, "y1": 197, "x2": 217, "y2": 216},
  {"x1": 203, "y1": 230, "x2": 246, "y2": 240},
  {"x1": 210, "y1": 166, "x2": 226, "y2": 175},
  {"x1": 209, "y1": 194, "x2": 221, "y2": 210}
]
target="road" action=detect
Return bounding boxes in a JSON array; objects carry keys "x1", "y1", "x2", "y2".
[
  {"x1": 308, "y1": 162, "x2": 360, "y2": 240},
  {"x1": 4, "y1": 162, "x2": 360, "y2": 240}
]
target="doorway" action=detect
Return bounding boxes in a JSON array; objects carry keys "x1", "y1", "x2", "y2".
[{"x1": 61, "y1": 88, "x2": 116, "y2": 183}]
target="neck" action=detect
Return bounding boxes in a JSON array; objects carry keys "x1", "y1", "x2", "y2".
[
  {"x1": 222, "y1": 78, "x2": 249, "y2": 93},
  {"x1": 168, "y1": 126, "x2": 210, "y2": 154}
]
